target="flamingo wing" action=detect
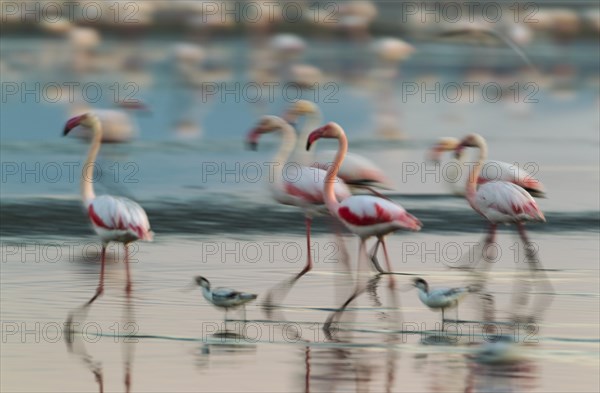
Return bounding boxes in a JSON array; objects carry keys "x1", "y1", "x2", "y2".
[
  {"x1": 473, "y1": 181, "x2": 545, "y2": 223},
  {"x1": 280, "y1": 166, "x2": 351, "y2": 207},
  {"x1": 312, "y1": 150, "x2": 393, "y2": 189},
  {"x1": 88, "y1": 195, "x2": 153, "y2": 241},
  {"x1": 337, "y1": 195, "x2": 422, "y2": 230},
  {"x1": 480, "y1": 160, "x2": 545, "y2": 197}
]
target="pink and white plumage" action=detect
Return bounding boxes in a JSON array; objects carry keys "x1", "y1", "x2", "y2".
[
  {"x1": 333, "y1": 194, "x2": 421, "y2": 238},
  {"x1": 275, "y1": 166, "x2": 351, "y2": 214},
  {"x1": 429, "y1": 137, "x2": 546, "y2": 197},
  {"x1": 246, "y1": 115, "x2": 350, "y2": 286},
  {"x1": 306, "y1": 122, "x2": 421, "y2": 333},
  {"x1": 455, "y1": 134, "x2": 545, "y2": 226},
  {"x1": 455, "y1": 133, "x2": 552, "y2": 318},
  {"x1": 469, "y1": 181, "x2": 545, "y2": 224},
  {"x1": 63, "y1": 113, "x2": 153, "y2": 304},
  {"x1": 87, "y1": 195, "x2": 153, "y2": 244}
]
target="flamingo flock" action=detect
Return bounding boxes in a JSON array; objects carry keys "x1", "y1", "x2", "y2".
[{"x1": 62, "y1": 100, "x2": 550, "y2": 332}]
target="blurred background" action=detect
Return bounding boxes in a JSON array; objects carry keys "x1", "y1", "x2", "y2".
[{"x1": 1, "y1": 1, "x2": 599, "y2": 392}]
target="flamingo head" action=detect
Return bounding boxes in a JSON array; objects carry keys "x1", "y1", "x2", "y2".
[
  {"x1": 245, "y1": 115, "x2": 285, "y2": 150},
  {"x1": 194, "y1": 276, "x2": 211, "y2": 289},
  {"x1": 413, "y1": 277, "x2": 429, "y2": 293},
  {"x1": 284, "y1": 100, "x2": 318, "y2": 123},
  {"x1": 306, "y1": 122, "x2": 343, "y2": 151},
  {"x1": 63, "y1": 113, "x2": 99, "y2": 135},
  {"x1": 454, "y1": 133, "x2": 485, "y2": 158},
  {"x1": 428, "y1": 137, "x2": 460, "y2": 162}
]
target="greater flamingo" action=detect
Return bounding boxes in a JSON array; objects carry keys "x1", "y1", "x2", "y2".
[
  {"x1": 306, "y1": 122, "x2": 422, "y2": 333},
  {"x1": 284, "y1": 100, "x2": 393, "y2": 192},
  {"x1": 429, "y1": 137, "x2": 546, "y2": 197},
  {"x1": 63, "y1": 113, "x2": 153, "y2": 304},
  {"x1": 455, "y1": 133, "x2": 552, "y2": 319},
  {"x1": 246, "y1": 116, "x2": 351, "y2": 303}
]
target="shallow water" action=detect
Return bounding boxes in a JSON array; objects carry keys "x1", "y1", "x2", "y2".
[{"x1": 2, "y1": 36, "x2": 600, "y2": 392}]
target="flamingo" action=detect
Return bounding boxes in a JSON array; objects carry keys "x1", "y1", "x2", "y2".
[
  {"x1": 454, "y1": 133, "x2": 552, "y2": 319},
  {"x1": 246, "y1": 116, "x2": 351, "y2": 296},
  {"x1": 284, "y1": 100, "x2": 394, "y2": 192},
  {"x1": 63, "y1": 113, "x2": 153, "y2": 304},
  {"x1": 429, "y1": 137, "x2": 546, "y2": 197},
  {"x1": 306, "y1": 122, "x2": 422, "y2": 333}
]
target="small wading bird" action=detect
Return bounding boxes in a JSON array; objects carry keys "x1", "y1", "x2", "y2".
[
  {"x1": 429, "y1": 137, "x2": 546, "y2": 197},
  {"x1": 194, "y1": 276, "x2": 257, "y2": 321},
  {"x1": 413, "y1": 278, "x2": 473, "y2": 331},
  {"x1": 454, "y1": 133, "x2": 552, "y2": 318},
  {"x1": 63, "y1": 113, "x2": 153, "y2": 304},
  {"x1": 306, "y1": 122, "x2": 422, "y2": 335},
  {"x1": 246, "y1": 116, "x2": 351, "y2": 289}
]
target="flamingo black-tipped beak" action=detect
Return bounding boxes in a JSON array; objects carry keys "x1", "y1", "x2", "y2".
[
  {"x1": 454, "y1": 144, "x2": 465, "y2": 159},
  {"x1": 246, "y1": 128, "x2": 261, "y2": 150},
  {"x1": 306, "y1": 130, "x2": 322, "y2": 151},
  {"x1": 63, "y1": 115, "x2": 84, "y2": 136}
]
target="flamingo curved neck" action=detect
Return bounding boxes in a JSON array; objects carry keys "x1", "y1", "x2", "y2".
[
  {"x1": 81, "y1": 122, "x2": 101, "y2": 206},
  {"x1": 466, "y1": 138, "x2": 488, "y2": 201},
  {"x1": 296, "y1": 110, "x2": 322, "y2": 165},
  {"x1": 271, "y1": 121, "x2": 297, "y2": 190},
  {"x1": 325, "y1": 130, "x2": 347, "y2": 214}
]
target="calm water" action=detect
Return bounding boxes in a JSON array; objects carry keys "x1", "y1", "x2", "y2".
[{"x1": 1, "y1": 37, "x2": 599, "y2": 392}]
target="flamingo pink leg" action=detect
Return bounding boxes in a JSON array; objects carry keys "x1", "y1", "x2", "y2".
[
  {"x1": 124, "y1": 244, "x2": 132, "y2": 294},
  {"x1": 481, "y1": 223, "x2": 497, "y2": 269},
  {"x1": 87, "y1": 245, "x2": 106, "y2": 305},
  {"x1": 296, "y1": 216, "x2": 313, "y2": 280},
  {"x1": 380, "y1": 238, "x2": 396, "y2": 288}
]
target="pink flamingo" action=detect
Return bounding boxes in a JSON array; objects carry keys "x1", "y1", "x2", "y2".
[
  {"x1": 306, "y1": 122, "x2": 422, "y2": 333},
  {"x1": 429, "y1": 137, "x2": 546, "y2": 197},
  {"x1": 63, "y1": 113, "x2": 153, "y2": 304},
  {"x1": 454, "y1": 134, "x2": 552, "y2": 318},
  {"x1": 246, "y1": 116, "x2": 351, "y2": 304}
]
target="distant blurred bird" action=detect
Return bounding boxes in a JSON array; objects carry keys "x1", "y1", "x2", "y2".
[
  {"x1": 306, "y1": 122, "x2": 421, "y2": 334},
  {"x1": 413, "y1": 278, "x2": 472, "y2": 330},
  {"x1": 429, "y1": 137, "x2": 546, "y2": 197},
  {"x1": 247, "y1": 116, "x2": 351, "y2": 285},
  {"x1": 284, "y1": 100, "x2": 394, "y2": 192},
  {"x1": 194, "y1": 276, "x2": 257, "y2": 321},
  {"x1": 63, "y1": 113, "x2": 153, "y2": 304},
  {"x1": 67, "y1": 100, "x2": 150, "y2": 143}
]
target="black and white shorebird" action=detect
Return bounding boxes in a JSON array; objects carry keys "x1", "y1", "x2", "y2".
[
  {"x1": 194, "y1": 276, "x2": 258, "y2": 321},
  {"x1": 413, "y1": 278, "x2": 474, "y2": 330}
]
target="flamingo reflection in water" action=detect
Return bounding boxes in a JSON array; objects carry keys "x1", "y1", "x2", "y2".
[{"x1": 66, "y1": 295, "x2": 136, "y2": 393}]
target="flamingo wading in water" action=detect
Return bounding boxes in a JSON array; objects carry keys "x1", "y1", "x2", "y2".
[
  {"x1": 246, "y1": 116, "x2": 351, "y2": 305},
  {"x1": 429, "y1": 137, "x2": 546, "y2": 197},
  {"x1": 454, "y1": 133, "x2": 552, "y2": 319},
  {"x1": 306, "y1": 122, "x2": 422, "y2": 334},
  {"x1": 63, "y1": 113, "x2": 153, "y2": 304}
]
